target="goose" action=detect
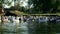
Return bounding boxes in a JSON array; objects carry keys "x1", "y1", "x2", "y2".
[
  {"x1": 12, "y1": 16, "x2": 20, "y2": 25},
  {"x1": 39, "y1": 16, "x2": 48, "y2": 23},
  {"x1": 15, "y1": 17, "x2": 20, "y2": 23},
  {"x1": 0, "y1": 16, "x2": 1, "y2": 23},
  {"x1": 2, "y1": 16, "x2": 10, "y2": 24}
]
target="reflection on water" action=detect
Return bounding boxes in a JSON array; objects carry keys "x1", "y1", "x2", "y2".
[
  {"x1": 0, "y1": 17, "x2": 60, "y2": 34},
  {"x1": 0, "y1": 22, "x2": 29, "y2": 34}
]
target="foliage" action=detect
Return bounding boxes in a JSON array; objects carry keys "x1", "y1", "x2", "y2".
[
  {"x1": 28, "y1": 0, "x2": 60, "y2": 13},
  {"x1": 1, "y1": 0, "x2": 60, "y2": 14}
]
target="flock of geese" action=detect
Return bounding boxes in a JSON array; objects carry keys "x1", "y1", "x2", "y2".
[
  {"x1": 0, "y1": 16, "x2": 20, "y2": 24},
  {"x1": 0, "y1": 16, "x2": 60, "y2": 24}
]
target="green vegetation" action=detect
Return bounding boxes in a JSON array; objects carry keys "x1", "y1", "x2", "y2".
[
  {"x1": 10, "y1": 10, "x2": 60, "y2": 16},
  {"x1": 0, "y1": 0, "x2": 60, "y2": 14}
]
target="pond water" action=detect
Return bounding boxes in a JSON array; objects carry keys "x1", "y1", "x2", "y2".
[
  {"x1": 56, "y1": 33, "x2": 60, "y2": 34},
  {"x1": 0, "y1": 21, "x2": 60, "y2": 34}
]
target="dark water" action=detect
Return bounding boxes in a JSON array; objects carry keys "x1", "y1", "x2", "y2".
[{"x1": 0, "y1": 21, "x2": 60, "y2": 34}]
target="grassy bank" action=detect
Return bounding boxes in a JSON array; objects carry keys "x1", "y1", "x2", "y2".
[{"x1": 10, "y1": 10, "x2": 60, "y2": 16}]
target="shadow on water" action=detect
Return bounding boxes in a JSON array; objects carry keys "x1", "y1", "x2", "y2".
[{"x1": 27, "y1": 21, "x2": 60, "y2": 34}]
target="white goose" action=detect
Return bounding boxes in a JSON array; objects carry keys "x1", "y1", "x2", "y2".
[
  {"x1": 12, "y1": 16, "x2": 20, "y2": 25},
  {"x1": 15, "y1": 17, "x2": 20, "y2": 23},
  {"x1": 0, "y1": 16, "x2": 1, "y2": 23},
  {"x1": 2, "y1": 16, "x2": 10, "y2": 24}
]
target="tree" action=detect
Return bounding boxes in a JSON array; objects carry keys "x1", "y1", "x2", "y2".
[
  {"x1": 0, "y1": 0, "x2": 2, "y2": 13},
  {"x1": 2, "y1": 0, "x2": 14, "y2": 9},
  {"x1": 28, "y1": 0, "x2": 60, "y2": 13}
]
